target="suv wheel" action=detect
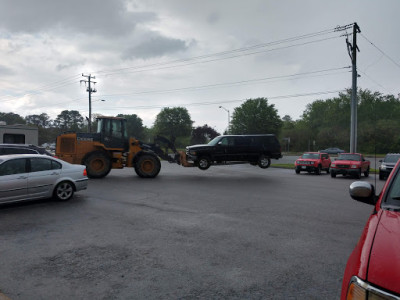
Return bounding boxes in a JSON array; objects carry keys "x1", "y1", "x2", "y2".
[
  {"x1": 315, "y1": 165, "x2": 321, "y2": 175},
  {"x1": 198, "y1": 157, "x2": 211, "y2": 170},
  {"x1": 258, "y1": 155, "x2": 271, "y2": 169}
]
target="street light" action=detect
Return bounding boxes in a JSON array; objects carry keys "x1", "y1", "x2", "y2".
[{"x1": 219, "y1": 106, "x2": 230, "y2": 134}]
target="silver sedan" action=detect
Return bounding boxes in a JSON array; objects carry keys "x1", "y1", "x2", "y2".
[{"x1": 0, "y1": 154, "x2": 88, "y2": 204}]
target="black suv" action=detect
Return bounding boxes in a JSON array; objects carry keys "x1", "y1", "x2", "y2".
[
  {"x1": 379, "y1": 153, "x2": 400, "y2": 180},
  {"x1": 185, "y1": 134, "x2": 282, "y2": 170},
  {"x1": 0, "y1": 144, "x2": 52, "y2": 156}
]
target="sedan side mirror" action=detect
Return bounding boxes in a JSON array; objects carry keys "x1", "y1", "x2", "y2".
[{"x1": 349, "y1": 181, "x2": 378, "y2": 206}]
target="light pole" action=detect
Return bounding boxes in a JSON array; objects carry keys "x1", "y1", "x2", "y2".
[{"x1": 219, "y1": 106, "x2": 230, "y2": 134}]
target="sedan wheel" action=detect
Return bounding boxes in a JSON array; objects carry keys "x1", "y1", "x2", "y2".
[{"x1": 54, "y1": 181, "x2": 74, "y2": 201}]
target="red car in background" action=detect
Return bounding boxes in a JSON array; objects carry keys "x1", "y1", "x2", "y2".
[
  {"x1": 294, "y1": 152, "x2": 331, "y2": 175},
  {"x1": 341, "y1": 160, "x2": 400, "y2": 299},
  {"x1": 330, "y1": 153, "x2": 370, "y2": 179}
]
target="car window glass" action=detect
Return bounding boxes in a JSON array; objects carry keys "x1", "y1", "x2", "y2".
[
  {"x1": 51, "y1": 160, "x2": 62, "y2": 170},
  {"x1": 0, "y1": 159, "x2": 26, "y2": 176},
  {"x1": 2, "y1": 148, "x2": 37, "y2": 155},
  {"x1": 236, "y1": 137, "x2": 248, "y2": 146},
  {"x1": 385, "y1": 169, "x2": 400, "y2": 208},
  {"x1": 30, "y1": 158, "x2": 53, "y2": 172},
  {"x1": 385, "y1": 155, "x2": 400, "y2": 163},
  {"x1": 219, "y1": 137, "x2": 229, "y2": 146}
]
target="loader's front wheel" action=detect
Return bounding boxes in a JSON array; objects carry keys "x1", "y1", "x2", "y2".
[
  {"x1": 85, "y1": 151, "x2": 112, "y2": 178},
  {"x1": 135, "y1": 154, "x2": 161, "y2": 178}
]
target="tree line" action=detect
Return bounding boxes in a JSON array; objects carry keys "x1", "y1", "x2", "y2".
[{"x1": 0, "y1": 88, "x2": 398, "y2": 153}]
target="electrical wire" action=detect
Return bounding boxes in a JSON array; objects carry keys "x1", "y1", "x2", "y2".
[
  {"x1": 360, "y1": 33, "x2": 400, "y2": 70},
  {"x1": 94, "y1": 28, "x2": 338, "y2": 76},
  {"x1": 82, "y1": 89, "x2": 346, "y2": 112},
  {"x1": 94, "y1": 66, "x2": 350, "y2": 98}
]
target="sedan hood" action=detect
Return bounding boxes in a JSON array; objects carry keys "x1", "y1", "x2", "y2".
[{"x1": 367, "y1": 210, "x2": 400, "y2": 294}]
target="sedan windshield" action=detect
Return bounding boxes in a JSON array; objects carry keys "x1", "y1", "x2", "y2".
[
  {"x1": 337, "y1": 154, "x2": 361, "y2": 161},
  {"x1": 301, "y1": 153, "x2": 319, "y2": 159}
]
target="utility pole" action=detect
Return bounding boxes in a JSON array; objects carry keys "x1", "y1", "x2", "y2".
[
  {"x1": 81, "y1": 74, "x2": 97, "y2": 133},
  {"x1": 335, "y1": 22, "x2": 361, "y2": 153}
]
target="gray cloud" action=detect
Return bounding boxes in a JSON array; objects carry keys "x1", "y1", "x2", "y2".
[
  {"x1": 0, "y1": 65, "x2": 14, "y2": 76},
  {"x1": 122, "y1": 35, "x2": 188, "y2": 60},
  {"x1": 0, "y1": 0, "x2": 157, "y2": 37}
]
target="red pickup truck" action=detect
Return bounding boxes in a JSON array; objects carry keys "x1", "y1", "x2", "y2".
[{"x1": 330, "y1": 153, "x2": 370, "y2": 179}]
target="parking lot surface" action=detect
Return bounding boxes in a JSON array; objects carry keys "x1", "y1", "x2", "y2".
[{"x1": 0, "y1": 162, "x2": 384, "y2": 299}]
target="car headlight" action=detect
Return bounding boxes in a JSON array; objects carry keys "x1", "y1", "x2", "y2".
[
  {"x1": 380, "y1": 164, "x2": 386, "y2": 170},
  {"x1": 331, "y1": 163, "x2": 336, "y2": 167},
  {"x1": 351, "y1": 165, "x2": 358, "y2": 169},
  {"x1": 346, "y1": 276, "x2": 398, "y2": 300},
  {"x1": 189, "y1": 150, "x2": 197, "y2": 155}
]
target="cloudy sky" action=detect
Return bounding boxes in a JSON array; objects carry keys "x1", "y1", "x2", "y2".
[{"x1": 0, "y1": 0, "x2": 399, "y2": 133}]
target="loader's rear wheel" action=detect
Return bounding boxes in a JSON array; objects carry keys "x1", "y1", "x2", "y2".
[
  {"x1": 85, "y1": 151, "x2": 112, "y2": 178},
  {"x1": 135, "y1": 154, "x2": 161, "y2": 178}
]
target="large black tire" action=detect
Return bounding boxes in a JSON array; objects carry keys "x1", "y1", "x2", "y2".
[
  {"x1": 315, "y1": 165, "x2": 321, "y2": 175},
  {"x1": 355, "y1": 169, "x2": 362, "y2": 179},
  {"x1": 134, "y1": 154, "x2": 161, "y2": 178},
  {"x1": 85, "y1": 151, "x2": 112, "y2": 179},
  {"x1": 379, "y1": 172, "x2": 384, "y2": 180},
  {"x1": 258, "y1": 155, "x2": 271, "y2": 169},
  {"x1": 330, "y1": 171, "x2": 336, "y2": 178},
  {"x1": 197, "y1": 156, "x2": 211, "y2": 170},
  {"x1": 295, "y1": 167, "x2": 300, "y2": 174},
  {"x1": 53, "y1": 181, "x2": 74, "y2": 201}
]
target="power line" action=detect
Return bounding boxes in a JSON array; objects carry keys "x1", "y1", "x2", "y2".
[
  {"x1": 85, "y1": 89, "x2": 346, "y2": 112},
  {"x1": 360, "y1": 33, "x2": 400, "y2": 70},
  {"x1": 96, "y1": 36, "x2": 341, "y2": 79},
  {"x1": 94, "y1": 28, "x2": 338, "y2": 76},
  {"x1": 94, "y1": 66, "x2": 350, "y2": 98}
]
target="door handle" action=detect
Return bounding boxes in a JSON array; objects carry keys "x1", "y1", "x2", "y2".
[{"x1": 51, "y1": 172, "x2": 60, "y2": 175}]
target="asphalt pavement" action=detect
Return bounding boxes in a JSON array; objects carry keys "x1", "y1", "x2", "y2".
[{"x1": 0, "y1": 163, "x2": 385, "y2": 299}]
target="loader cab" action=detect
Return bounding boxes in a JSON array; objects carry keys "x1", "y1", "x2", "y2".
[{"x1": 96, "y1": 117, "x2": 129, "y2": 150}]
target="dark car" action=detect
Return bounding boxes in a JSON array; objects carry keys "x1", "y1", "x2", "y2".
[
  {"x1": 379, "y1": 153, "x2": 400, "y2": 180},
  {"x1": 319, "y1": 147, "x2": 345, "y2": 154},
  {"x1": 185, "y1": 134, "x2": 282, "y2": 170},
  {"x1": 341, "y1": 160, "x2": 400, "y2": 299},
  {"x1": 0, "y1": 144, "x2": 53, "y2": 156}
]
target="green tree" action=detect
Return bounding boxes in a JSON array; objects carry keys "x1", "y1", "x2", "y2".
[
  {"x1": 153, "y1": 107, "x2": 193, "y2": 141},
  {"x1": 117, "y1": 114, "x2": 145, "y2": 139},
  {"x1": 25, "y1": 113, "x2": 51, "y2": 128},
  {"x1": 54, "y1": 110, "x2": 84, "y2": 131},
  {"x1": 191, "y1": 124, "x2": 220, "y2": 145},
  {"x1": 0, "y1": 112, "x2": 26, "y2": 125},
  {"x1": 230, "y1": 98, "x2": 282, "y2": 135}
]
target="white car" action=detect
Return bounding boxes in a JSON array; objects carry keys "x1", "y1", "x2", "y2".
[{"x1": 0, "y1": 154, "x2": 88, "y2": 204}]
